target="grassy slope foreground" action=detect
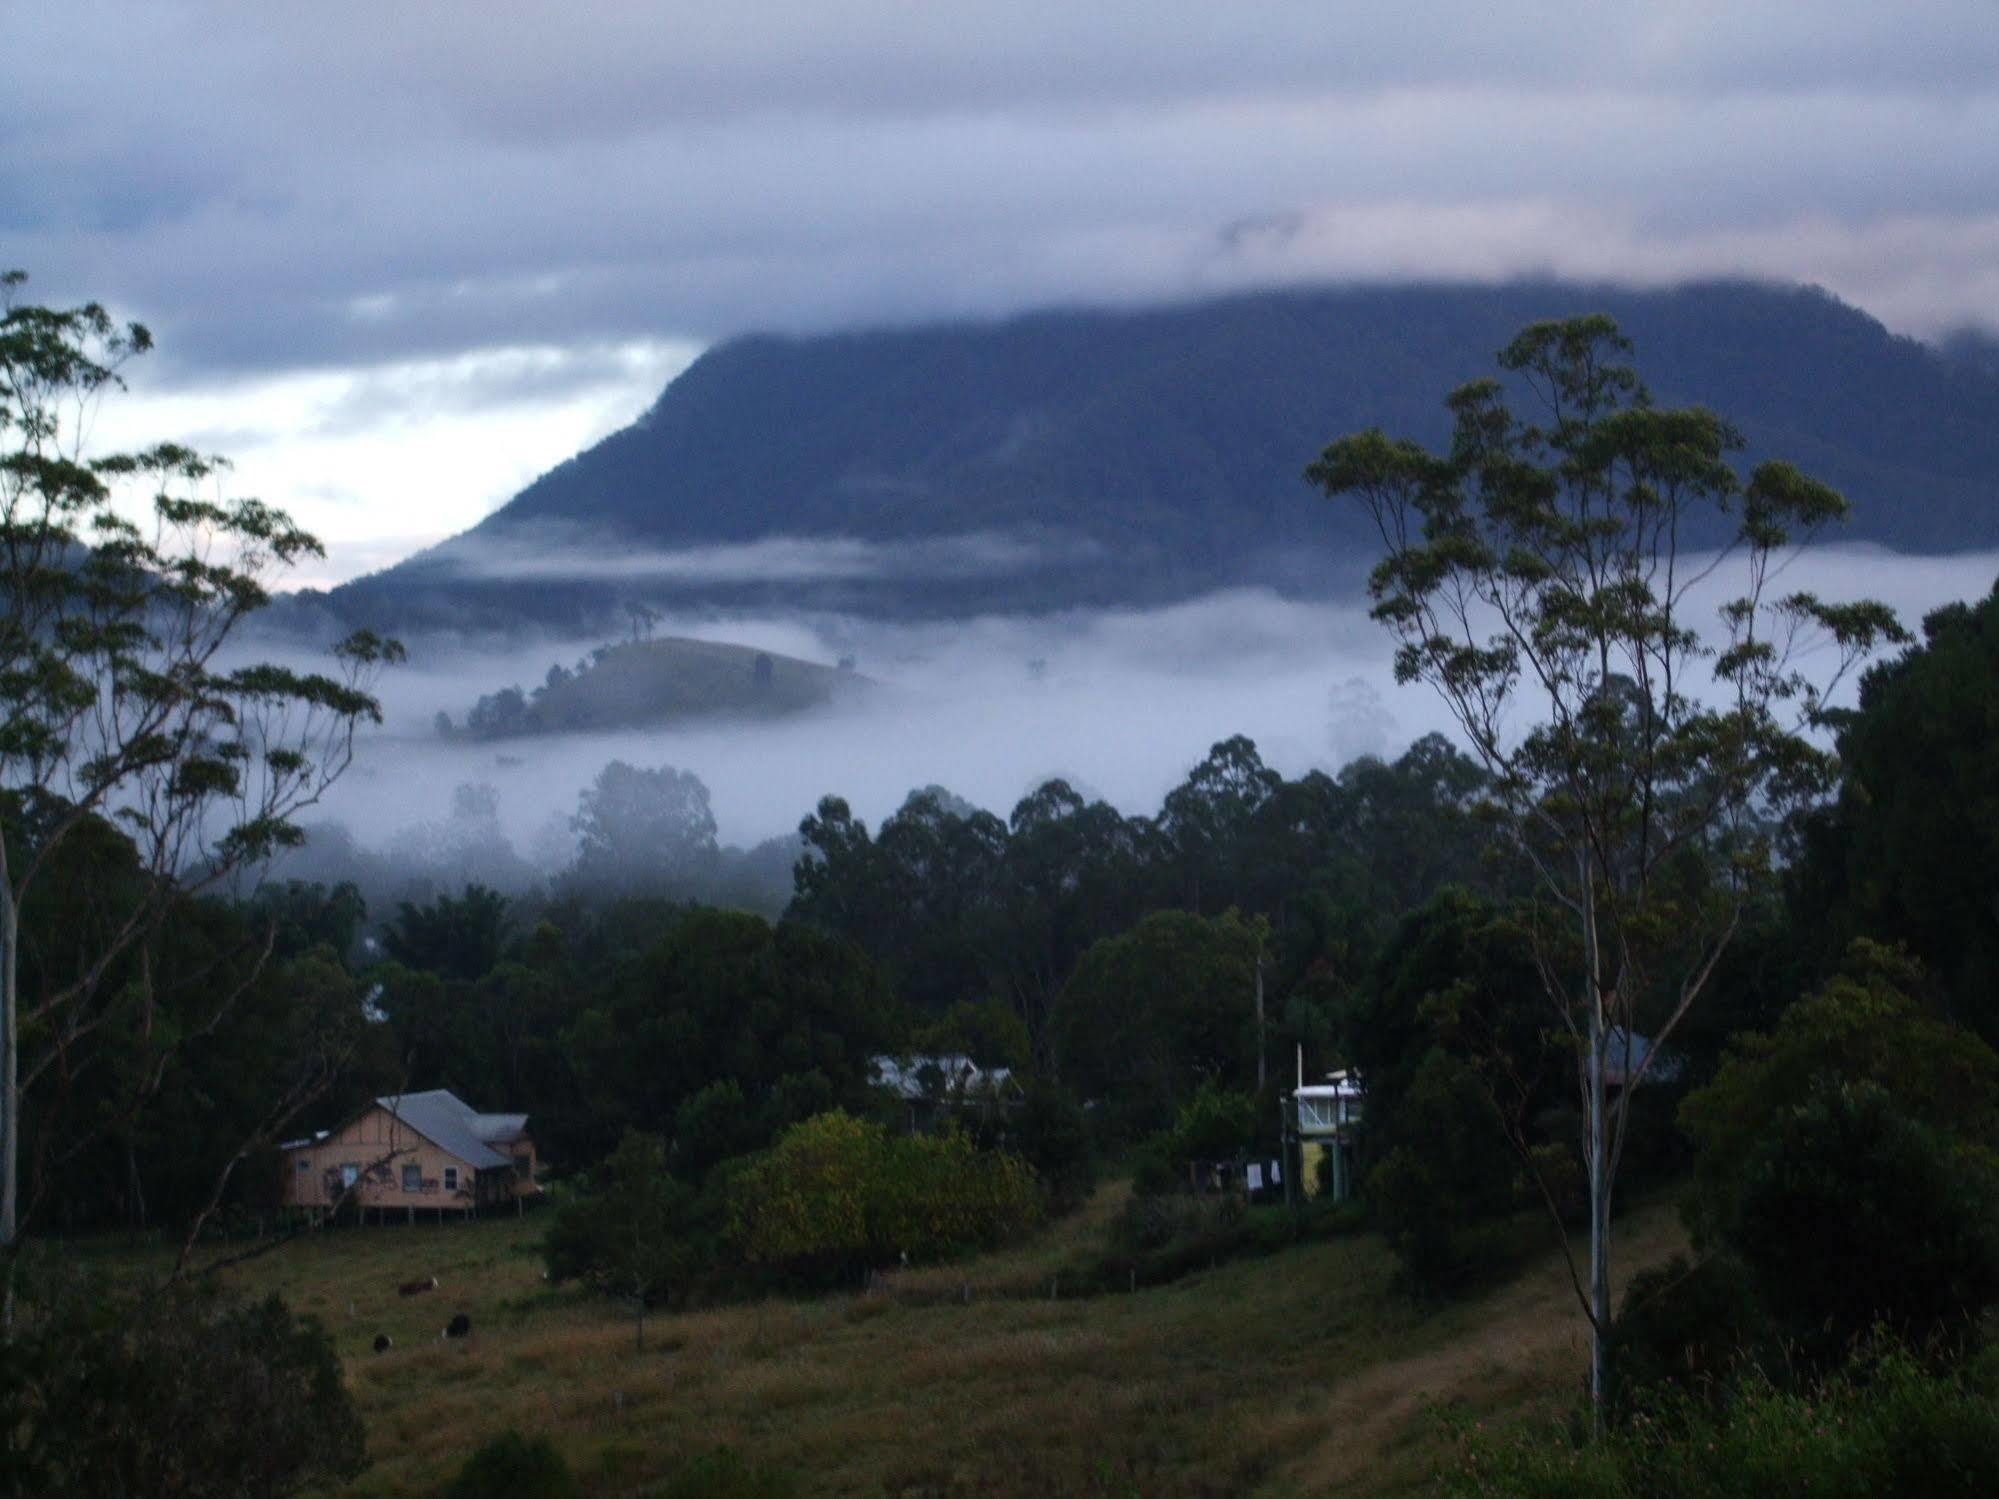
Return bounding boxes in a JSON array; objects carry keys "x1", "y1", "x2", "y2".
[{"x1": 185, "y1": 1188, "x2": 1684, "y2": 1498}]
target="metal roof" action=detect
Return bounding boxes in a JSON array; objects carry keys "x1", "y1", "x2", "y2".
[
  {"x1": 868, "y1": 1053, "x2": 1019, "y2": 1102},
  {"x1": 469, "y1": 1112, "x2": 528, "y2": 1142},
  {"x1": 1295, "y1": 1068, "x2": 1364, "y2": 1102},
  {"x1": 376, "y1": 1090, "x2": 518, "y2": 1170},
  {"x1": 1604, "y1": 1029, "x2": 1683, "y2": 1089}
]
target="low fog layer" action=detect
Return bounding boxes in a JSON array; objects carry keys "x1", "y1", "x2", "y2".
[{"x1": 279, "y1": 545, "x2": 1999, "y2": 889}]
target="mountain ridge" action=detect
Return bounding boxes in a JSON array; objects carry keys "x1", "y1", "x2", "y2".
[{"x1": 294, "y1": 278, "x2": 1999, "y2": 635}]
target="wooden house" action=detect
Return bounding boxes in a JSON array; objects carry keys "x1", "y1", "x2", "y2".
[{"x1": 279, "y1": 1089, "x2": 540, "y2": 1223}]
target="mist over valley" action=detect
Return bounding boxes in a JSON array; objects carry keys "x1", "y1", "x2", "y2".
[{"x1": 280, "y1": 542, "x2": 1999, "y2": 913}]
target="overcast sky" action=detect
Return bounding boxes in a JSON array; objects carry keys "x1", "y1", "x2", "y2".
[{"x1": 9, "y1": 2, "x2": 1997, "y2": 584}]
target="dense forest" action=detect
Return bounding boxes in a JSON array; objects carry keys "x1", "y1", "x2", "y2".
[{"x1": 31, "y1": 556, "x2": 1999, "y2": 1262}]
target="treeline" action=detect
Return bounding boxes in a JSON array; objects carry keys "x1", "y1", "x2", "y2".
[
  {"x1": 15, "y1": 723, "x2": 1488, "y2": 1240},
  {"x1": 790, "y1": 731, "x2": 1490, "y2": 1126},
  {"x1": 282, "y1": 759, "x2": 801, "y2": 918}
]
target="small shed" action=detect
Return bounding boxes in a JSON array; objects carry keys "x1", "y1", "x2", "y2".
[{"x1": 278, "y1": 1089, "x2": 541, "y2": 1224}]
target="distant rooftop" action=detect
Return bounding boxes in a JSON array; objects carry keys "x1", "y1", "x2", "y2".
[{"x1": 869, "y1": 1053, "x2": 1018, "y2": 1102}]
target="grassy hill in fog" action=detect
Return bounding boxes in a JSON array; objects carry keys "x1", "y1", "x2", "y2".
[{"x1": 445, "y1": 636, "x2": 864, "y2": 740}]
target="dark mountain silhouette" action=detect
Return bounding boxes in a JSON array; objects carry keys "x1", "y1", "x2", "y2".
[{"x1": 294, "y1": 280, "x2": 1999, "y2": 634}]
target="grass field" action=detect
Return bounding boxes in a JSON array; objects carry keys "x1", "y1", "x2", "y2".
[{"x1": 175, "y1": 1188, "x2": 1685, "y2": 1498}]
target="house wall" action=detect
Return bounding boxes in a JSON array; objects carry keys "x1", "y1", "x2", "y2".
[
  {"x1": 281, "y1": 1106, "x2": 483, "y2": 1212},
  {"x1": 484, "y1": 1132, "x2": 540, "y2": 1195}
]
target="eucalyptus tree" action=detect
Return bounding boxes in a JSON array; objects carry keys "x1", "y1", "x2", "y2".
[
  {"x1": 569, "y1": 759, "x2": 719, "y2": 896},
  {"x1": 1159, "y1": 735, "x2": 1281, "y2": 914},
  {"x1": 0, "y1": 273, "x2": 399, "y2": 1249},
  {"x1": 1306, "y1": 314, "x2": 1906, "y2": 1416}
]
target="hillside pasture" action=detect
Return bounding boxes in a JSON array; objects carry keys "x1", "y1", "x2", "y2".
[{"x1": 170, "y1": 1190, "x2": 1683, "y2": 1496}]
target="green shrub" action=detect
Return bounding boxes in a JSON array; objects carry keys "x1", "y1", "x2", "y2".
[
  {"x1": 1606, "y1": 1254, "x2": 1775, "y2": 1419},
  {"x1": 1726, "y1": 1082, "x2": 1999, "y2": 1371},
  {"x1": 1127, "y1": 1137, "x2": 1180, "y2": 1199},
  {"x1": 1167, "y1": 1081, "x2": 1259, "y2": 1161},
  {"x1": 728, "y1": 1110, "x2": 1039, "y2": 1277},
  {"x1": 1679, "y1": 943, "x2": 1999, "y2": 1247},
  {"x1": 1012, "y1": 1079, "x2": 1096, "y2": 1213},
  {"x1": 0, "y1": 1263, "x2": 365, "y2": 1499},
  {"x1": 445, "y1": 1432, "x2": 579, "y2": 1499},
  {"x1": 1111, "y1": 1190, "x2": 1221, "y2": 1255},
  {"x1": 1364, "y1": 1049, "x2": 1526, "y2": 1289},
  {"x1": 1444, "y1": 1346, "x2": 1999, "y2": 1498},
  {"x1": 655, "y1": 1445, "x2": 798, "y2": 1499}
]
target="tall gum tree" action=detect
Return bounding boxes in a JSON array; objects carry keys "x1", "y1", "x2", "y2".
[
  {"x1": 1305, "y1": 315, "x2": 1907, "y2": 1418},
  {"x1": 0, "y1": 273, "x2": 400, "y2": 1252}
]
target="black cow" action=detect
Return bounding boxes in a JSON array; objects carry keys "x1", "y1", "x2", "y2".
[
  {"x1": 444, "y1": 1313, "x2": 471, "y2": 1339},
  {"x1": 372, "y1": 1334, "x2": 393, "y2": 1354}
]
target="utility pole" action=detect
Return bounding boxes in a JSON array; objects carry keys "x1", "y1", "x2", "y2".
[{"x1": 1254, "y1": 948, "x2": 1266, "y2": 1094}]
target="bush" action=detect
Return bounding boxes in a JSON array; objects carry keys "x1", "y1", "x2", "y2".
[
  {"x1": 543, "y1": 1131, "x2": 709, "y2": 1346},
  {"x1": 1607, "y1": 1254, "x2": 1775, "y2": 1419},
  {"x1": 0, "y1": 1263, "x2": 365, "y2": 1499},
  {"x1": 728, "y1": 1110, "x2": 1039, "y2": 1278},
  {"x1": 1011, "y1": 1079, "x2": 1096, "y2": 1213},
  {"x1": 1127, "y1": 1137, "x2": 1180, "y2": 1199},
  {"x1": 445, "y1": 1433, "x2": 579, "y2": 1499},
  {"x1": 1364, "y1": 1050, "x2": 1524, "y2": 1288},
  {"x1": 1111, "y1": 1191, "x2": 1221, "y2": 1256},
  {"x1": 1445, "y1": 1345, "x2": 1999, "y2": 1498},
  {"x1": 1725, "y1": 1081, "x2": 1999, "y2": 1371},
  {"x1": 1679, "y1": 943, "x2": 1999, "y2": 1247},
  {"x1": 655, "y1": 1445, "x2": 798, "y2": 1499},
  {"x1": 1167, "y1": 1081, "x2": 1259, "y2": 1161}
]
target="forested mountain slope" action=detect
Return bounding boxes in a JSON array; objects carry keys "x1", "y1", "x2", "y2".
[{"x1": 302, "y1": 280, "x2": 1999, "y2": 632}]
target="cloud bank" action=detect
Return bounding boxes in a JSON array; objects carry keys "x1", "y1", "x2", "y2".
[
  {"x1": 11, "y1": 3, "x2": 1996, "y2": 582},
  {"x1": 293, "y1": 546, "x2": 1999, "y2": 861}
]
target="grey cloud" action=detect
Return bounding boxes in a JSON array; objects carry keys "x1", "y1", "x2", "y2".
[
  {"x1": 433, "y1": 530, "x2": 1102, "y2": 585},
  {"x1": 297, "y1": 341, "x2": 698, "y2": 437},
  {"x1": 9, "y1": 0, "x2": 1999, "y2": 393}
]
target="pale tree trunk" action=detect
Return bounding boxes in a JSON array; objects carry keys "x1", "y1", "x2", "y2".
[
  {"x1": 1580, "y1": 859, "x2": 1611, "y2": 1426},
  {"x1": 1586, "y1": 1003, "x2": 1610, "y2": 1421},
  {"x1": 1, "y1": 878, "x2": 17, "y2": 1256}
]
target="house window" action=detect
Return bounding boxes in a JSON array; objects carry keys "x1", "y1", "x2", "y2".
[
  {"x1": 443, "y1": 1166, "x2": 459, "y2": 1192},
  {"x1": 401, "y1": 1164, "x2": 421, "y2": 1192},
  {"x1": 513, "y1": 1153, "x2": 532, "y2": 1181},
  {"x1": 295, "y1": 1158, "x2": 310, "y2": 1173},
  {"x1": 339, "y1": 1163, "x2": 360, "y2": 1189}
]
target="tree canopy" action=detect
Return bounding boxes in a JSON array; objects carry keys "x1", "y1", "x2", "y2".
[
  {"x1": 1307, "y1": 312, "x2": 1906, "y2": 1412},
  {"x1": 0, "y1": 272, "x2": 400, "y2": 1246}
]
